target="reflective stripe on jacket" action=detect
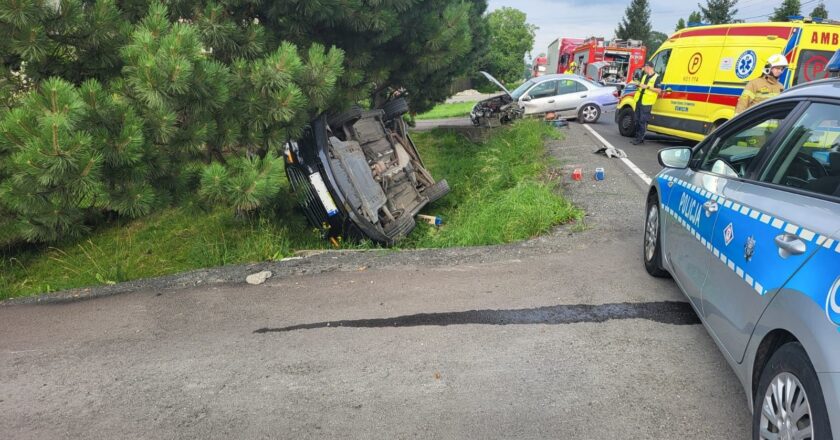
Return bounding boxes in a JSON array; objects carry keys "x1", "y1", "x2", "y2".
[
  {"x1": 633, "y1": 73, "x2": 659, "y2": 106},
  {"x1": 735, "y1": 76, "x2": 783, "y2": 114}
]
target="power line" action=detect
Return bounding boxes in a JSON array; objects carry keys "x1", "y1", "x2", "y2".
[{"x1": 734, "y1": 0, "x2": 821, "y2": 21}]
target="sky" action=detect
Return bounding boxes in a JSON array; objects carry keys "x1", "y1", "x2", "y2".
[{"x1": 487, "y1": 0, "x2": 840, "y2": 59}]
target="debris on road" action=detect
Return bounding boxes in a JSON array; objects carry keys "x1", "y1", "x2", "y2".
[
  {"x1": 594, "y1": 145, "x2": 627, "y2": 159},
  {"x1": 246, "y1": 271, "x2": 273, "y2": 285}
]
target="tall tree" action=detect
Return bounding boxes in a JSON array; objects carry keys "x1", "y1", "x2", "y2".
[
  {"x1": 698, "y1": 0, "x2": 739, "y2": 24},
  {"x1": 480, "y1": 7, "x2": 537, "y2": 85},
  {"x1": 616, "y1": 0, "x2": 651, "y2": 45},
  {"x1": 688, "y1": 11, "x2": 703, "y2": 25},
  {"x1": 675, "y1": 18, "x2": 686, "y2": 31},
  {"x1": 811, "y1": 2, "x2": 829, "y2": 19},
  {"x1": 771, "y1": 0, "x2": 801, "y2": 21}
]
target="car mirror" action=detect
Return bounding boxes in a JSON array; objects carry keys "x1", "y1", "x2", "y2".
[
  {"x1": 522, "y1": 95, "x2": 532, "y2": 102},
  {"x1": 658, "y1": 147, "x2": 692, "y2": 169},
  {"x1": 710, "y1": 159, "x2": 739, "y2": 177}
]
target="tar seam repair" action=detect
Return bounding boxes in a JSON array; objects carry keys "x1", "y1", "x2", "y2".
[{"x1": 254, "y1": 301, "x2": 700, "y2": 333}]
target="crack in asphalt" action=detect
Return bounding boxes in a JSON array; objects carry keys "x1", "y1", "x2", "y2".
[{"x1": 254, "y1": 301, "x2": 700, "y2": 333}]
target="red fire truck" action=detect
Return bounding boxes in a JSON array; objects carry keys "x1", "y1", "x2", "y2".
[
  {"x1": 570, "y1": 37, "x2": 647, "y2": 86},
  {"x1": 547, "y1": 37, "x2": 585, "y2": 74}
]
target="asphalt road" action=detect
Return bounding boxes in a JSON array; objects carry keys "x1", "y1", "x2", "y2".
[{"x1": 0, "y1": 120, "x2": 750, "y2": 439}]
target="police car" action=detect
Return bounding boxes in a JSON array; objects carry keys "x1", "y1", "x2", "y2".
[{"x1": 643, "y1": 56, "x2": 840, "y2": 439}]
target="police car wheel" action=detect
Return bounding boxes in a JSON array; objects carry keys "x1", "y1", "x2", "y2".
[
  {"x1": 617, "y1": 107, "x2": 636, "y2": 137},
  {"x1": 578, "y1": 104, "x2": 600, "y2": 123},
  {"x1": 643, "y1": 196, "x2": 669, "y2": 278},
  {"x1": 753, "y1": 342, "x2": 833, "y2": 440}
]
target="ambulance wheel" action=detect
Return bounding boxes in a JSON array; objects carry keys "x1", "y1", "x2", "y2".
[
  {"x1": 618, "y1": 107, "x2": 636, "y2": 137},
  {"x1": 644, "y1": 194, "x2": 669, "y2": 278},
  {"x1": 752, "y1": 342, "x2": 832, "y2": 440},
  {"x1": 578, "y1": 104, "x2": 601, "y2": 123}
]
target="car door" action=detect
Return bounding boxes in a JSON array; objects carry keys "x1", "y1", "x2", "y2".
[
  {"x1": 553, "y1": 79, "x2": 588, "y2": 118},
  {"x1": 663, "y1": 101, "x2": 800, "y2": 311},
  {"x1": 701, "y1": 100, "x2": 840, "y2": 363},
  {"x1": 520, "y1": 80, "x2": 558, "y2": 115}
]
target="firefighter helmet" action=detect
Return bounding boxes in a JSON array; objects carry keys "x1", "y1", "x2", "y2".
[{"x1": 763, "y1": 54, "x2": 789, "y2": 75}]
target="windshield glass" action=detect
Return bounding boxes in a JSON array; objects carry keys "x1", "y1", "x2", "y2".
[{"x1": 510, "y1": 79, "x2": 536, "y2": 100}]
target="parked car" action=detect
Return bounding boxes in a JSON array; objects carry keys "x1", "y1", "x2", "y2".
[
  {"x1": 284, "y1": 99, "x2": 449, "y2": 245},
  {"x1": 471, "y1": 72, "x2": 618, "y2": 127},
  {"x1": 643, "y1": 77, "x2": 840, "y2": 439}
]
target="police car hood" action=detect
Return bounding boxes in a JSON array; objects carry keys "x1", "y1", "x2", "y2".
[{"x1": 480, "y1": 71, "x2": 511, "y2": 97}]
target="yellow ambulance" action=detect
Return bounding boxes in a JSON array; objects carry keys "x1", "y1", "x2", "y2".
[{"x1": 616, "y1": 20, "x2": 840, "y2": 141}]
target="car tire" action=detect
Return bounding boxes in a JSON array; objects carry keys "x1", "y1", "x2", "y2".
[
  {"x1": 578, "y1": 104, "x2": 601, "y2": 123},
  {"x1": 383, "y1": 214, "x2": 416, "y2": 243},
  {"x1": 422, "y1": 179, "x2": 450, "y2": 204},
  {"x1": 382, "y1": 98, "x2": 409, "y2": 121},
  {"x1": 328, "y1": 106, "x2": 363, "y2": 130},
  {"x1": 752, "y1": 342, "x2": 833, "y2": 440},
  {"x1": 643, "y1": 195, "x2": 670, "y2": 278},
  {"x1": 617, "y1": 107, "x2": 636, "y2": 137}
]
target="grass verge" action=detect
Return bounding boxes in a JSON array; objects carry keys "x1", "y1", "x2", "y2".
[
  {"x1": 415, "y1": 101, "x2": 476, "y2": 120},
  {"x1": 0, "y1": 119, "x2": 580, "y2": 299}
]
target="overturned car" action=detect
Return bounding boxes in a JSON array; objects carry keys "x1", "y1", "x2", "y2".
[
  {"x1": 470, "y1": 71, "x2": 524, "y2": 127},
  {"x1": 284, "y1": 99, "x2": 449, "y2": 245}
]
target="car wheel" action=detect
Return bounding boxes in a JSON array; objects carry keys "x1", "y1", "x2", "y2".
[
  {"x1": 328, "y1": 106, "x2": 363, "y2": 131},
  {"x1": 643, "y1": 195, "x2": 670, "y2": 278},
  {"x1": 617, "y1": 107, "x2": 636, "y2": 137},
  {"x1": 578, "y1": 104, "x2": 601, "y2": 123},
  {"x1": 422, "y1": 179, "x2": 450, "y2": 204},
  {"x1": 753, "y1": 342, "x2": 833, "y2": 440},
  {"x1": 382, "y1": 98, "x2": 409, "y2": 121},
  {"x1": 383, "y1": 214, "x2": 416, "y2": 243}
]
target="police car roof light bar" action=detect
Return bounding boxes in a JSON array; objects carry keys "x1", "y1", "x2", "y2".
[{"x1": 828, "y1": 49, "x2": 840, "y2": 78}]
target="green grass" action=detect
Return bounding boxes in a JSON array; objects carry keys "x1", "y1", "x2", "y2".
[
  {"x1": 415, "y1": 101, "x2": 476, "y2": 120},
  {"x1": 0, "y1": 119, "x2": 580, "y2": 299},
  {"x1": 404, "y1": 119, "x2": 582, "y2": 247}
]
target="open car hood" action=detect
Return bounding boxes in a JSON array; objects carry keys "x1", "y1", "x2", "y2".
[{"x1": 480, "y1": 71, "x2": 511, "y2": 97}]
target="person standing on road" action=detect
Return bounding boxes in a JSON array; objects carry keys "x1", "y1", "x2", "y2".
[
  {"x1": 565, "y1": 61, "x2": 577, "y2": 74},
  {"x1": 734, "y1": 54, "x2": 788, "y2": 114},
  {"x1": 631, "y1": 61, "x2": 661, "y2": 145}
]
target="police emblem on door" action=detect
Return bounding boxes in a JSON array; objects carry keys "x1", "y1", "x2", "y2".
[{"x1": 744, "y1": 236, "x2": 756, "y2": 262}]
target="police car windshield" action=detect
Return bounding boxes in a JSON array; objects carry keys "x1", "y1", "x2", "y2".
[{"x1": 510, "y1": 79, "x2": 536, "y2": 100}]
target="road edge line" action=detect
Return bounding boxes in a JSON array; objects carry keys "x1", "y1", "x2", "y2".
[{"x1": 582, "y1": 124, "x2": 652, "y2": 186}]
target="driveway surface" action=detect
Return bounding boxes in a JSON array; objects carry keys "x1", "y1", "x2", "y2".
[{"x1": 0, "y1": 119, "x2": 750, "y2": 439}]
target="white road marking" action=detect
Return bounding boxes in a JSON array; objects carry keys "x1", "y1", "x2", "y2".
[{"x1": 583, "y1": 124, "x2": 652, "y2": 185}]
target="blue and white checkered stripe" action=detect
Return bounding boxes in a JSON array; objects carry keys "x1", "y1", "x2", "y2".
[{"x1": 659, "y1": 174, "x2": 840, "y2": 298}]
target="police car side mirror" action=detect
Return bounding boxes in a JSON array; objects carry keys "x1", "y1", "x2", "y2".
[
  {"x1": 658, "y1": 147, "x2": 692, "y2": 169},
  {"x1": 522, "y1": 95, "x2": 532, "y2": 102}
]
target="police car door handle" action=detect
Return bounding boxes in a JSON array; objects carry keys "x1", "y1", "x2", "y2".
[
  {"x1": 580, "y1": 95, "x2": 587, "y2": 98},
  {"x1": 703, "y1": 200, "x2": 718, "y2": 215},
  {"x1": 774, "y1": 233, "x2": 807, "y2": 259},
  {"x1": 548, "y1": 99, "x2": 555, "y2": 103}
]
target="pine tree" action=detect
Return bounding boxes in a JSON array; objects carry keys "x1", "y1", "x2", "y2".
[
  {"x1": 811, "y1": 2, "x2": 829, "y2": 19},
  {"x1": 676, "y1": 18, "x2": 687, "y2": 31},
  {"x1": 771, "y1": 0, "x2": 801, "y2": 21},
  {"x1": 616, "y1": 0, "x2": 652, "y2": 45},
  {"x1": 698, "y1": 0, "x2": 739, "y2": 24},
  {"x1": 0, "y1": 78, "x2": 104, "y2": 242}
]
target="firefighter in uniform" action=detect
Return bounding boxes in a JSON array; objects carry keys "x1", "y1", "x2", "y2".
[
  {"x1": 735, "y1": 54, "x2": 788, "y2": 114},
  {"x1": 631, "y1": 61, "x2": 661, "y2": 145},
  {"x1": 565, "y1": 61, "x2": 577, "y2": 74}
]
